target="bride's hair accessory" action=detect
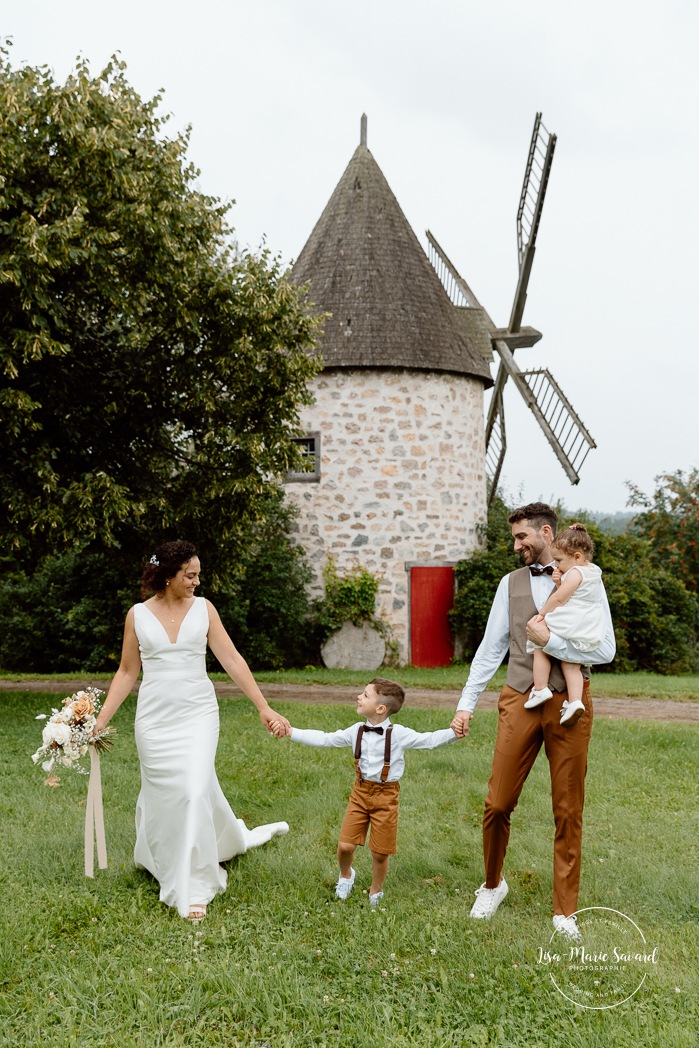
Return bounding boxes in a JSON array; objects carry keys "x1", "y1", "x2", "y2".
[{"x1": 140, "y1": 540, "x2": 197, "y2": 599}]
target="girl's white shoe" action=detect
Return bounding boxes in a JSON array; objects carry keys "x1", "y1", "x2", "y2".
[
  {"x1": 524, "y1": 686, "x2": 553, "y2": 709},
  {"x1": 560, "y1": 699, "x2": 585, "y2": 726}
]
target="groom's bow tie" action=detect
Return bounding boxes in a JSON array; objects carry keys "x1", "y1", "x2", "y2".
[
  {"x1": 530, "y1": 565, "x2": 555, "y2": 576},
  {"x1": 363, "y1": 726, "x2": 384, "y2": 734}
]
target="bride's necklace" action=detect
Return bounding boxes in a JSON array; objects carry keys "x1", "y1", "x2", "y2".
[{"x1": 158, "y1": 596, "x2": 184, "y2": 623}]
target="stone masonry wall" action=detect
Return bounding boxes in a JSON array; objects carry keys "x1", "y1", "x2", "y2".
[{"x1": 283, "y1": 368, "x2": 488, "y2": 663}]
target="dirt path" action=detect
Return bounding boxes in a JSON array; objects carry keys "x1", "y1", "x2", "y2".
[{"x1": 4, "y1": 679, "x2": 699, "y2": 723}]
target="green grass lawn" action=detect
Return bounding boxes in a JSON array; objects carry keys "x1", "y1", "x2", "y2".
[{"x1": 2, "y1": 694, "x2": 698, "y2": 1046}]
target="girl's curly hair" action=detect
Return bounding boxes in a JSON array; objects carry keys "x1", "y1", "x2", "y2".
[{"x1": 551, "y1": 522, "x2": 594, "y2": 558}]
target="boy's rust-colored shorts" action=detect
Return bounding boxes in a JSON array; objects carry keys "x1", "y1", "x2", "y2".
[{"x1": 338, "y1": 779, "x2": 401, "y2": 855}]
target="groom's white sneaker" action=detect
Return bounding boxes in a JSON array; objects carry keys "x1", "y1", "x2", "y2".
[
  {"x1": 469, "y1": 877, "x2": 508, "y2": 918},
  {"x1": 552, "y1": 914, "x2": 581, "y2": 941},
  {"x1": 335, "y1": 868, "x2": 356, "y2": 900}
]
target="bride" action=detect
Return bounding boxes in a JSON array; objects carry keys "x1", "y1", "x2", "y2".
[{"x1": 93, "y1": 540, "x2": 290, "y2": 921}]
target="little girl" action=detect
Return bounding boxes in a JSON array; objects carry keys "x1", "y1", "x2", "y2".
[{"x1": 524, "y1": 523, "x2": 605, "y2": 726}]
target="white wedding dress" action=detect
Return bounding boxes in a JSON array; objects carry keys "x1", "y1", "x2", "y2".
[{"x1": 132, "y1": 597, "x2": 288, "y2": 917}]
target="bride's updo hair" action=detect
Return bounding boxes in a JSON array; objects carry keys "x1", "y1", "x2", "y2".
[
  {"x1": 141, "y1": 540, "x2": 198, "y2": 598},
  {"x1": 552, "y1": 522, "x2": 594, "y2": 558}
]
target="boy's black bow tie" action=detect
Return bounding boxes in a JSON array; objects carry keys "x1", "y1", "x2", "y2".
[
  {"x1": 363, "y1": 726, "x2": 384, "y2": 734},
  {"x1": 530, "y1": 565, "x2": 555, "y2": 576}
]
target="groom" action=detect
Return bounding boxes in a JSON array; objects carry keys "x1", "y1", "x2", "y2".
[{"x1": 451, "y1": 502, "x2": 615, "y2": 940}]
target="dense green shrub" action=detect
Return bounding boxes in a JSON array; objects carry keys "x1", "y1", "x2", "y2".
[
  {"x1": 591, "y1": 526, "x2": 698, "y2": 674},
  {"x1": 315, "y1": 557, "x2": 380, "y2": 634},
  {"x1": 0, "y1": 492, "x2": 317, "y2": 672},
  {"x1": 309, "y1": 557, "x2": 397, "y2": 663},
  {"x1": 0, "y1": 552, "x2": 133, "y2": 672}
]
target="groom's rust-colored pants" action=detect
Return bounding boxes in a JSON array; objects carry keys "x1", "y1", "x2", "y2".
[{"x1": 482, "y1": 681, "x2": 593, "y2": 917}]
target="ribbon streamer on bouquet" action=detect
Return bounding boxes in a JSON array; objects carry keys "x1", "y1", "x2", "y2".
[{"x1": 85, "y1": 746, "x2": 108, "y2": 878}]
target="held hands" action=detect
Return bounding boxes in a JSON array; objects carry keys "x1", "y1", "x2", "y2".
[
  {"x1": 260, "y1": 708, "x2": 291, "y2": 738},
  {"x1": 450, "y1": 711, "x2": 473, "y2": 738}
]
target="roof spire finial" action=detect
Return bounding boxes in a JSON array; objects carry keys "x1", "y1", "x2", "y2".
[{"x1": 360, "y1": 113, "x2": 367, "y2": 147}]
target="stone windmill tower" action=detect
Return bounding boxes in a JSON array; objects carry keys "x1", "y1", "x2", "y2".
[{"x1": 283, "y1": 116, "x2": 494, "y2": 666}]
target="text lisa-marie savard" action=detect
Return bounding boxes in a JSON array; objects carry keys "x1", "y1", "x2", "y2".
[{"x1": 538, "y1": 946, "x2": 659, "y2": 966}]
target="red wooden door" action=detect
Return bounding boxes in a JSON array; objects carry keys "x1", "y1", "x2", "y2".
[{"x1": 410, "y1": 566, "x2": 455, "y2": 667}]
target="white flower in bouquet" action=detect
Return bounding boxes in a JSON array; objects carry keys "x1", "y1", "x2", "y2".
[
  {"x1": 42, "y1": 721, "x2": 72, "y2": 749},
  {"x1": 31, "y1": 688, "x2": 115, "y2": 779}
]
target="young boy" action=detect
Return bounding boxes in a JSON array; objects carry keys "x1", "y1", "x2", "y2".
[{"x1": 277, "y1": 677, "x2": 460, "y2": 906}]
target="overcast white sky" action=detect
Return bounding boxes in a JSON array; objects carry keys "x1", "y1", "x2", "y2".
[{"x1": 6, "y1": 0, "x2": 698, "y2": 514}]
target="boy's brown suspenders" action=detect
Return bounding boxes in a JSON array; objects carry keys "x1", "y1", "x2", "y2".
[{"x1": 354, "y1": 725, "x2": 393, "y2": 783}]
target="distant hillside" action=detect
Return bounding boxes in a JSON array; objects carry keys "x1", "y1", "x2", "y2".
[{"x1": 587, "y1": 510, "x2": 635, "y2": 534}]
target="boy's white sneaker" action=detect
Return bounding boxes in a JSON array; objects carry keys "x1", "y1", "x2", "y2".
[
  {"x1": 524, "y1": 687, "x2": 553, "y2": 709},
  {"x1": 369, "y1": 891, "x2": 384, "y2": 908},
  {"x1": 469, "y1": 878, "x2": 508, "y2": 919},
  {"x1": 335, "y1": 868, "x2": 356, "y2": 900},
  {"x1": 552, "y1": 914, "x2": 581, "y2": 941},
  {"x1": 560, "y1": 699, "x2": 585, "y2": 726}
]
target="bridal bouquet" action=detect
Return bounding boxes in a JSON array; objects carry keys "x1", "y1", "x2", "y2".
[{"x1": 31, "y1": 688, "x2": 115, "y2": 777}]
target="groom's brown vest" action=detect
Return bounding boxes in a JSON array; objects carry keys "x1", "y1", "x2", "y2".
[{"x1": 506, "y1": 567, "x2": 568, "y2": 694}]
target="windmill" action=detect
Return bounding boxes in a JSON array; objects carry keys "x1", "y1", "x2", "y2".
[{"x1": 427, "y1": 113, "x2": 596, "y2": 503}]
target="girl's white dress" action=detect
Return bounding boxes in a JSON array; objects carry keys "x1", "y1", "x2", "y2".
[
  {"x1": 132, "y1": 597, "x2": 288, "y2": 917},
  {"x1": 539, "y1": 563, "x2": 606, "y2": 652}
]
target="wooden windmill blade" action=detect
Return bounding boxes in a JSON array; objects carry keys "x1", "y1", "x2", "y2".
[
  {"x1": 509, "y1": 113, "x2": 557, "y2": 334},
  {"x1": 495, "y1": 113, "x2": 596, "y2": 489},
  {"x1": 426, "y1": 113, "x2": 597, "y2": 501},
  {"x1": 484, "y1": 113, "x2": 559, "y2": 486}
]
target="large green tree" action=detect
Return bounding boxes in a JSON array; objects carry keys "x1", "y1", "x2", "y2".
[{"x1": 0, "y1": 46, "x2": 321, "y2": 580}]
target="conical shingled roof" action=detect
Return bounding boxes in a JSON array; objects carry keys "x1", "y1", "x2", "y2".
[{"x1": 291, "y1": 139, "x2": 493, "y2": 385}]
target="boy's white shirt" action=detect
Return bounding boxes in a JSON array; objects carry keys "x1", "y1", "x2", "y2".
[{"x1": 289, "y1": 718, "x2": 457, "y2": 783}]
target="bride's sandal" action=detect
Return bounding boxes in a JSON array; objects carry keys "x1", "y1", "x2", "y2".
[{"x1": 187, "y1": 904, "x2": 207, "y2": 922}]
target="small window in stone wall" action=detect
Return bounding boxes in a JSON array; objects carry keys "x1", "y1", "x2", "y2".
[{"x1": 287, "y1": 433, "x2": 321, "y2": 482}]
